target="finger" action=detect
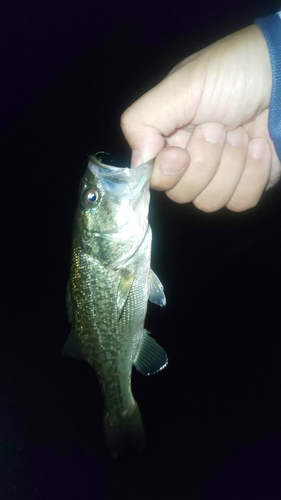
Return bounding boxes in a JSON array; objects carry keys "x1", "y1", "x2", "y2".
[
  {"x1": 150, "y1": 146, "x2": 190, "y2": 191},
  {"x1": 193, "y1": 128, "x2": 248, "y2": 212},
  {"x1": 165, "y1": 123, "x2": 226, "y2": 203},
  {"x1": 226, "y1": 138, "x2": 271, "y2": 212}
]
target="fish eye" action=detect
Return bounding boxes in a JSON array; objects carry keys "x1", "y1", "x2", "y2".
[{"x1": 84, "y1": 189, "x2": 99, "y2": 206}]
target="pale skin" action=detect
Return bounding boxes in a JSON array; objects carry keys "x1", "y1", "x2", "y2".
[{"x1": 121, "y1": 25, "x2": 281, "y2": 212}]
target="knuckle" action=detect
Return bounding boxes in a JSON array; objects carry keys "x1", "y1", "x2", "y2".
[
  {"x1": 193, "y1": 195, "x2": 220, "y2": 213},
  {"x1": 226, "y1": 195, "x2": 257, "y2": 212},
  {"x1": 120, "y1": 106, "x2": 136, "y2": 132},
  {"x1": 193, "y1": 156, "x2": 217, "y2": 175},
  {"x1": 165, "y1": 188, "x2": 190, "y2": 204}
]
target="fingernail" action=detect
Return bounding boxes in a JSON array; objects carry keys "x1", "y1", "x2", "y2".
[
  {"x1": 161, "y1": 158, "x2": 187, "y2": 175},
  {"x1": 201, "y1": 123, "x2": 225, "y2": 143},
  {"x1": 248, "y1": 139, "x2": 269, "y2": 159},
  {"x1": 226, "y1": 129, "x2": 247, "y2": 147},
  {"x1": 131, "y1": 149, "x2": 142, "y2": 168}
]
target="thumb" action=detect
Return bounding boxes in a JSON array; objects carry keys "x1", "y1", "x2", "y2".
[
  {"x1": 121, "y1": 110, "x2": 165, "y2": 167},
  {"x1": 120, "y1": 74, "x2": 195, "y2": 167}
]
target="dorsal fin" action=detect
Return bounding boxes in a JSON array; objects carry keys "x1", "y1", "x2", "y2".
[
  {"x1": 66, "y1": 279, "x2": 73, "y2": 322},
  {"x1": 134, "y1": 330, "x2": 168, "y2": 376}
]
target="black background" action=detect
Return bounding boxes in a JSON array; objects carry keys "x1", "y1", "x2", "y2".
[{"x1": 1, "y1": 1, "x2": 281, "y2": 498}]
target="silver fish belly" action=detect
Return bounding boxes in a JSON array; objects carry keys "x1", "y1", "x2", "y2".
[{"x1": 63, "y1": 154, "x2": 167, "y2": 457}]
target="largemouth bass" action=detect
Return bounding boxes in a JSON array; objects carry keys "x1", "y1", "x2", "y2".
[{"x1": 63, "y1": 154, "x2": 167, "y2": 457}]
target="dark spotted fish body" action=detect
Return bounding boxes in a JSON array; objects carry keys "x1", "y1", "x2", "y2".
[{"x1": 64, "y1": 155, "x2": 167, "y2": 457}]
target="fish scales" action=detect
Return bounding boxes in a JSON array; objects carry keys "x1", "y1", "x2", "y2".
[{"x1": 64, "y1": 154, "x2": 168, "y2": 457}]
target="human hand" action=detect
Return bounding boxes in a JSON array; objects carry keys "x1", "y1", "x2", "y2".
[{"x1": 121, "y1": 25, "x2": 281, "y2": 212}]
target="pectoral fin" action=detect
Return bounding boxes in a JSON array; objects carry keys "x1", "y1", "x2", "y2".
[
  {"x1": 117, "y1": 269, "x2": 136, "y2": 319},
  {"x1": 134, "y1": 330, "x2": 168, "y2": 376},
  {"x1": 149, "y1": 269, "x2": 166, "y2": 306}
]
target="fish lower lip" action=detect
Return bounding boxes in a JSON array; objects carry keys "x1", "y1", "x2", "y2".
[{"x1": 92, "y1": 232, "x2": 123, "y2": 240}]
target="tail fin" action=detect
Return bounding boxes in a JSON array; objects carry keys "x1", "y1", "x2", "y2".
[{"x1": 104, "y1": 403, "x2": 145, "y2": 458}]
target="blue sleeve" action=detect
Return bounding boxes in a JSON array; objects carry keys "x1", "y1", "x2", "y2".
[{"x1": 255, "y1": 13, "x2": 281, "y2": 161}]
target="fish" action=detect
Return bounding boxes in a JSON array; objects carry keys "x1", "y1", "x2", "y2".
[{"x1": 63, "y1": 153, "x2": 168, "y2": 457}]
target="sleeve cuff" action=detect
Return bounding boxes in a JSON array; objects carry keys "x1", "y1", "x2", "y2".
[{"x1": 255, "y1": 13, "x2": 281, "y2": 161}]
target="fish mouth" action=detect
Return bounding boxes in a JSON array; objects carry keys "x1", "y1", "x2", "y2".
[
  {"x1": 88, "y1": 156, "x2": 153, "y2": 200},
  {"x1": 86, "y1": 156, "x2": 153, "y2": 268}
]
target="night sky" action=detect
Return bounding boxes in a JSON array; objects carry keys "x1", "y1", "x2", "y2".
[{"x1": 2, "y1": 1, "x2": 281, "y2": 498}]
